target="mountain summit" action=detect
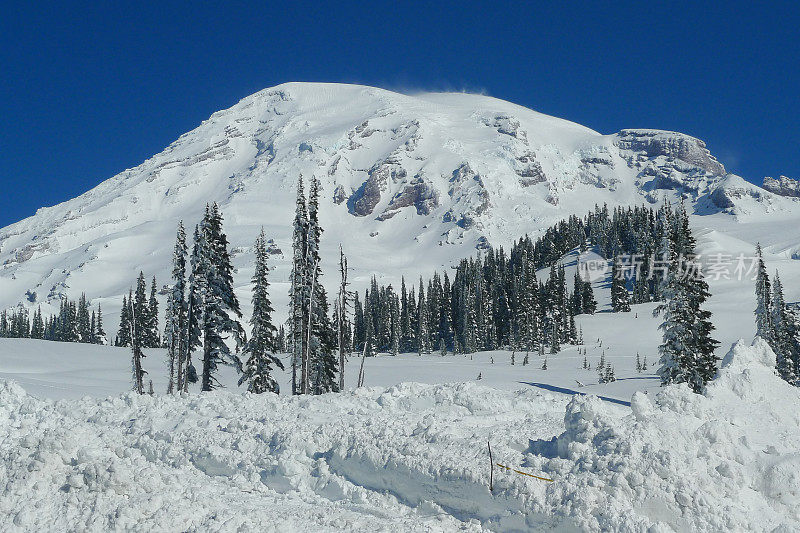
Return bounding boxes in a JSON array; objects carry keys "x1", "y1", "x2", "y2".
[{"x1": 0, "y1": 83, "x2": 796, "y2": 317}]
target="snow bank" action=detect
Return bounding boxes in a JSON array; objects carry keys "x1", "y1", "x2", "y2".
[
  {"x1": 0, "y1": 380, "x2": 571, "y2": 531},
  {"x1": 525, "y1": 338, "x2": 800, "y2": 531},
  {"x1": 1, "y1": 338, "x2": 798, "y2": 531}
]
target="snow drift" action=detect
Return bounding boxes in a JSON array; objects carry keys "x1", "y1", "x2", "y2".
[{"x1": 0, "y1": 339, "x2": 798, "y2": 531}]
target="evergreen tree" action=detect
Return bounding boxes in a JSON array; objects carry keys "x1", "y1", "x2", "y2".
[
  {"x1": 611, "y1": 258, "x2": 631, "y2": 312},
  {"x1": 117, "y1": 294, "x2": 132, "y2": 347},
  {"x1": 363, "y1": 301, "x2": 376, "y2": 359},
  {"x1": 768, "y1": 272, "x2": 800, "y2": 384},
  {"x1": 133, "y1": 272, "x2": 149, "y2": 346},
  {"x1": 145, "y1": 276, "x2": 160, "y2": 348},
  {"x1": 166, "y1": 222, "x2": 188, "y2": 393},
  {"x1": 130, "y1": 274, "x2": 149, "y2": 394},
  {"x1": 184, "y1": 224, "x2": 206, "y2": 389},
  {"x1": 440, "y1": 272, "x2": 453, "y2": 352},
  {"x1": 94, "y1": 304, "x2": 106, "y2": 344},
  {"x1": 306, "y1": 177, "x2": 339, "y2": 394},
  {"x1": 289, "y1": 177, "x2": 309, "y2": 394},
  {"x1": 754, "y1": 244, "x2": 772, "y2": 342},
  {"x1": 417, "y1": 279, "x2": 430, "y2": 354},
  {"x1": 30, "y1": 307, "x2": 45, "y2": 339},
  {"x1": 76, "y1": 293, "x2": 91, "y2": 342},
  {"x1": 581, "y1": 280, "x2": 597, "y2": 315},
  {"x1": 200, "y1": 204, "x2": 244, "y2": 391},
  {"x1": 239, "y1": 229, "x2": 284, "y2": 394},
  {"x1": 400, "y1": 277, "x2": 411, "y2": 352},
  {"x1": 353, "y1": 292, "x2": 365, "y2": 351},
  {"x1": 390, "y1": 293, "x2": 401, "y2": 356},
  {"x1": 654, "y1": 222, "x2": 718, "y2": 393}
]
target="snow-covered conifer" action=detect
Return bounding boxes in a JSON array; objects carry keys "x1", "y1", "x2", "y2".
[
  {"x1": 199, "y1": 204, "x2": 244, "y2": 391},
  {"x1": 611, "y1": 258, "x2": 631, "y2": 312},
  {"x1": 239, "y1": 229, "x2": 283, "y2": 394}
]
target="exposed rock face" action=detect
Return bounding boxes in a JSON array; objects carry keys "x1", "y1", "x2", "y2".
[
  {"x1": 445, "y1": 163, "x2": 489, "y2": 229},
  {"x1": 515, "y1": 153, "x2": 547, "y2": 186},
  {"x1": 348, "y1": 159, "x2": 407, "y2": 216},
  {"x1": 763, "y1": 176, "x2": 800, "y2": 198},
  {"x1": 616, "y1": 129, "x2": 726, "y2": 177},
  {"x1": 700, "y1": 175, "x2": 784, "y2": 214},
  {"x1": 481, "y1": 115, "x2": 527, "y2": 142},
  {"x1": 332, "y1": 184, "x2": 348, "y2": 205},
  {"x1": 377, "y1": 176, "x2": 439, "y2": 220},
  {"x1": 709, "y1": 186, "x2": 737, "y2": 209}
]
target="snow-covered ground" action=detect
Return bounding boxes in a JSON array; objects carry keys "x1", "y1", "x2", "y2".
[{"x1": 1, "y1": 338, "x2": 798, "y2": 531}]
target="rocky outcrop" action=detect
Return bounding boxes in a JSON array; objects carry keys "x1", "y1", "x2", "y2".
[
  {"x1": 480, "y1": 115, "x2": 527, "y2": 142},
  {"x1": 377, "y1": 176, "x2": 439, "y2": 221},
  {"x1": 443, "y1": 164, "x2": 490, "y2": 229},
  {"x1": 515, "y1": 153, "x2": 547, "y2": 186},
  {"x1": 348, "y1": 159, "x2": 407, "y2": 216},
  {"x1": 332, "y1": 184, "x2": 348, "y2": 205},
  {"x1": 703, "y1": 175, "x2": 773, "y2": 212},
  {"x1": 763, "y1": 176, "x2": 800, "y2": 198},
  {"x1": 616, "y1": 129, "x2": 725, "y2": 176}
]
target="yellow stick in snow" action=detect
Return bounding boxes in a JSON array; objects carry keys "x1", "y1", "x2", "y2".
[{"x1": 495, "y1": 463, "x2": 554, "y2": 482}]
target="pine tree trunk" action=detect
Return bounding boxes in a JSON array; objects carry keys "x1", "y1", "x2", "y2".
[
  {"x1": 201, "y1": 327, "x2": 212, "y2": 392},
  {"x1": 357, "y1": 341, "x2": 367, "y2": 387}
]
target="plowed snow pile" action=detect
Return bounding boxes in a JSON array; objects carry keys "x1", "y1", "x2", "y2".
[{"x1": 1, "y1": 339, "x2": 798, "y2": 532}]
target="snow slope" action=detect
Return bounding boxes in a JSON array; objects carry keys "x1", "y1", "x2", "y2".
[
  {"x1": 1, "y1": 82, "x2": 798, "y2": 331},
  {"x1": 1, "y1": 339, "x2": 797, "y2": 531}
]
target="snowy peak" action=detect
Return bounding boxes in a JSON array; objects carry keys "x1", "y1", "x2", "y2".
[{"x1": 0, "y1": 82, "x2": 797, "y2": 316}]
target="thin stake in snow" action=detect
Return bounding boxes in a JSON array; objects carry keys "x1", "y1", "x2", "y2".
[
  {"x1": 495, "y1": 463, "x2": 554, "y2": 483},
  {"x1": 488, "y1": 440, "x2": 494, "y2": 493},
  {"x1": 357, "y1": 340, "x2": 367, "y2": 388}
]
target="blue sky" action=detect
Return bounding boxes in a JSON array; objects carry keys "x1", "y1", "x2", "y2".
[{"x1": 1, "y1": 1, "x2": 798, "y2": 228}]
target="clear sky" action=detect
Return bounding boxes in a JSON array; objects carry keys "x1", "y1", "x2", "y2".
[{"x1": 1, "y1": 1, "x2": 798, "y2": 228}]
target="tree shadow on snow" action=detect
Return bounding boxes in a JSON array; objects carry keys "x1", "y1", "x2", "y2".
[{"x1": 518, "y1": 381, "x2": 631, "y2": 407}]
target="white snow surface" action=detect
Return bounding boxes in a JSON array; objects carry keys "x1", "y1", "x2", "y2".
[{"x1": 1, "y1": 338, "x2": 798, "y2": 532}]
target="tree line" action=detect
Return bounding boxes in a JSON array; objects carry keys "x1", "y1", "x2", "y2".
[
  {"x1": 0, "y1": 294, "x2": 106, "y2": 344},
  {"x1": 0, "y1": 190, "x2": 730, "y2": 396}
]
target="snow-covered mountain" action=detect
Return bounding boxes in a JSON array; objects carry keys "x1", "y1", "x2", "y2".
[{"x1": 1, "y1": 82, "x2": 798, "y2": 320}]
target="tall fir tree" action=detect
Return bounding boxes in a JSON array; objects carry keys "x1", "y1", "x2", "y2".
[
  {"x1": 239, "y1": 229, "x2": 284, "y2": 393},
  {"x1": 611, "y1": 257, "x2": 631, "y2": 312},
  {"x1": 289, "y1": 177, "x2": 309, "y2": 394},
  {"x1": 654, "y1": 216, "x2": 718, "y2": 393},
  {"x1": 417, "y1": 278, "x2": 430, "y2": 354},
  {"x1": 94, "y1": 304, "x2": 106, "y2": 344},
  {"x1": 130, "y1": 273, "x2": 149, "y2": 394},
  {"x1": 200, "y1": 204, "x2": 244, "y2": 391},
  {"x1": 306, "y1": 177, "x2": 338, "y2": 394},
  {"x1": 117, "y1": 294, "x2": 132, "y2": 347},
  {"x1": 145, "y1": 276, "x2": 160, "y2": 348},
  {"x1": 184, "y1": 223, "x2": 206, "y2": 390},
  {"x1": 166, "y1": 222, "x2": 188, "y2": 393},
  {"x1": 754, "y1": 243, "x2": 772, "y2": 342}
]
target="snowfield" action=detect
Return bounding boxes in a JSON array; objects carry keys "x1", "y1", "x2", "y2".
[{"x1": 1, "y1": 339, "x2": 798, "y2": 532}]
